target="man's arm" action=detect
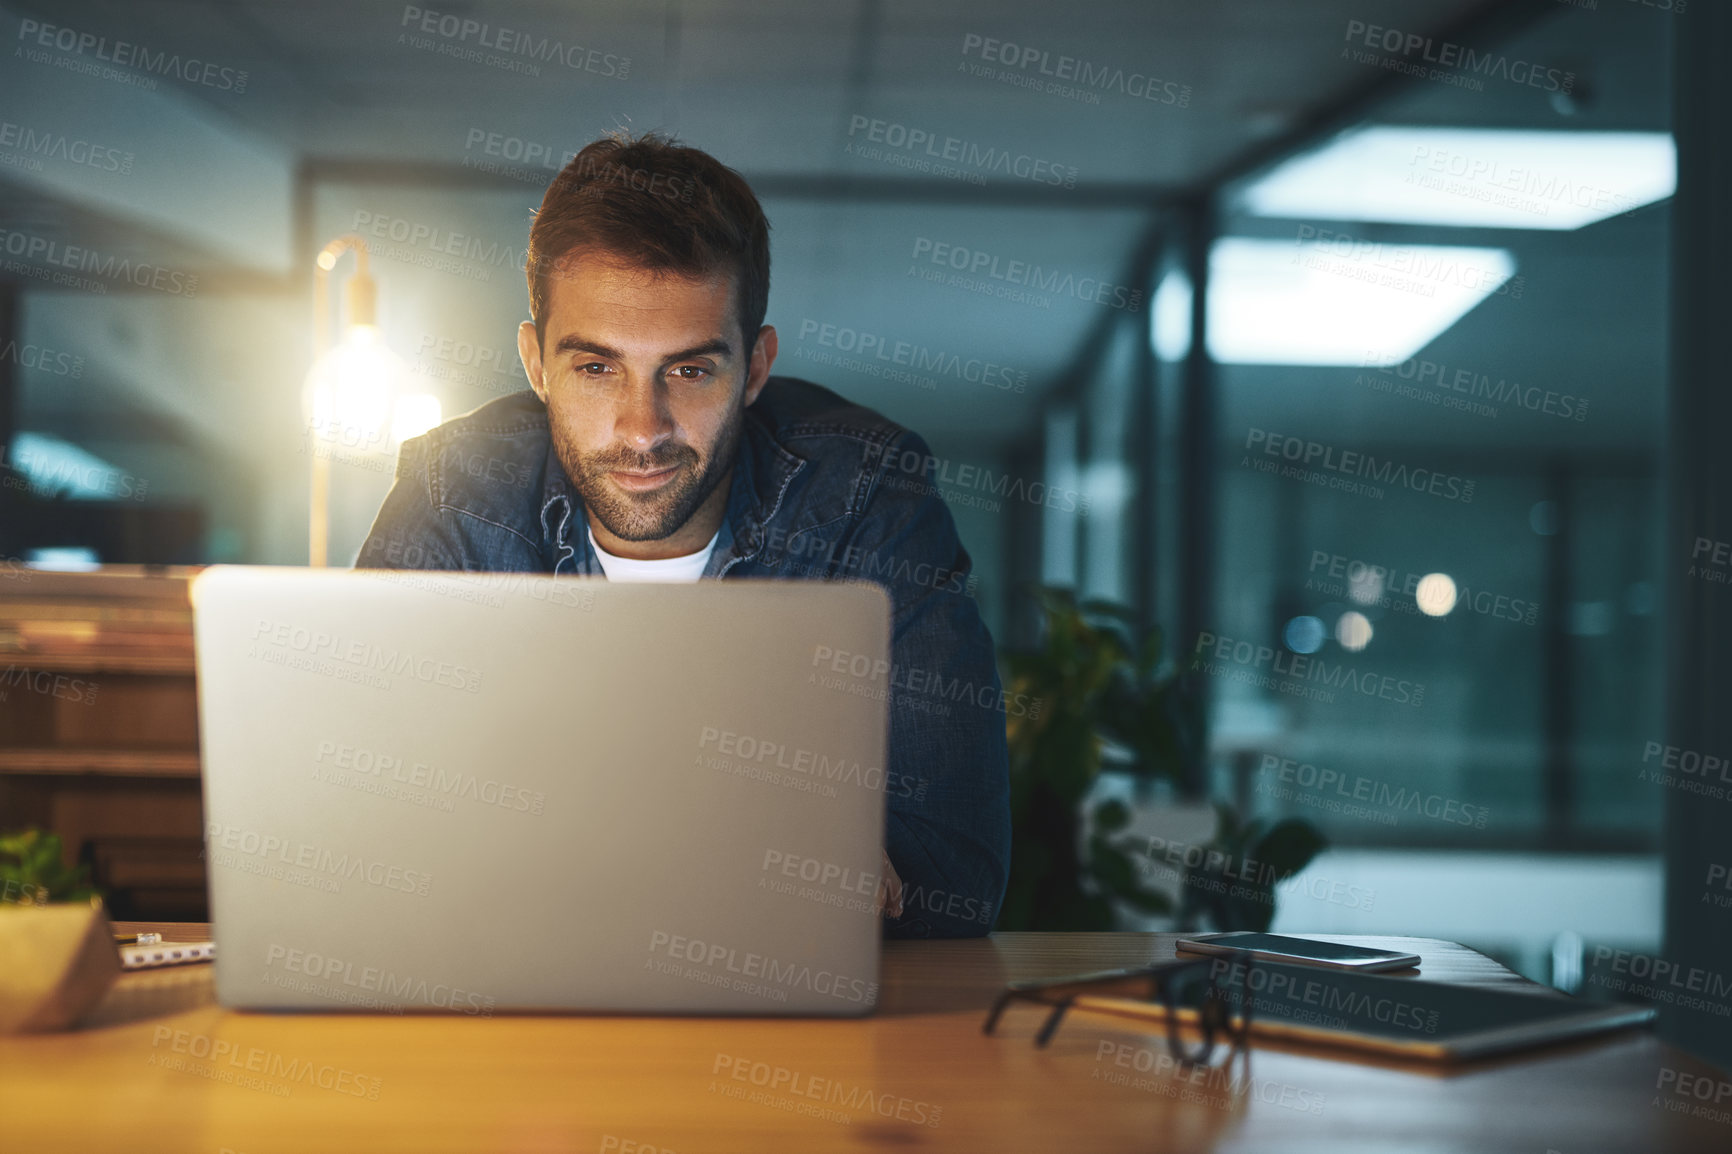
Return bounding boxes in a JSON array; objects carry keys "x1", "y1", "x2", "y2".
[{"x1": 846, "y1": 429, "x2": 1012, "y2": 938}]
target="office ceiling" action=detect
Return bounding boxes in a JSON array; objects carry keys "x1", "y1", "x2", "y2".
[
  {"x1": 1, "y1": 0, "x2": 1672, "y2": 464},
  {"x1": 6, "y1": 0, "x2": 1480, "y2": 174}
]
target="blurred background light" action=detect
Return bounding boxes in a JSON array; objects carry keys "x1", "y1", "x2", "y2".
[
  {"x1": 1416, "y1": 572, "x2": 1459, "y2": 617},
  {"x1": 1155, "y1": 239, "x2": 1517, "y2": 367},
  {"x1": 1152, "y1": 268, "x2": 1193, "y2": 363},
  {"x1": 1348, "y1": 566, "x2": 1386, "y2": 606},
  {"x1": 1241, "y1": 128, "x2": 1676, "y2": 230},
  {"x1": 1568, "y1": 601, "x2": 1616, "y2": 637},
  {"x1": 391, "y1": 393, "x2": 444, "y2": 446},
  {"x1": 23, "y1": 547, "x2": 102, "y2": 572},
  {"x1": 1284, "y1": 614, "x2": 1327, "y2": 654},
  {"x1": 305, "y1": 324, "x2": 404, "y2": 455},
  {"x1": 7, "y1": 433, "x2": 132, "y2": 501},
  {"x1": 1335, "y1": 610, "x2": 1374, "y2": 652}
]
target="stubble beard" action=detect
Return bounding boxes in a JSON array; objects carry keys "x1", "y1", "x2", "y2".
[{"x1": 555, "y1": 402, "x2": 743, "y2": 543}]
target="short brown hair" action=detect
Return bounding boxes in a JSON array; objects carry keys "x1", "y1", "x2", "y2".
[{"x1": 526, "y1": 131, "x2": 771, "y2": 352}]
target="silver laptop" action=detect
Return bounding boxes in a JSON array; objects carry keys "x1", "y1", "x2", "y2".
[{"x1": 191, "y1": 565, "x2": 891, "y2": 1016}]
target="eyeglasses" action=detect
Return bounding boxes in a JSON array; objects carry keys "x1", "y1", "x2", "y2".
[{"x1": 982, "y1": 956, "x2": 1255, "y2": 1068}]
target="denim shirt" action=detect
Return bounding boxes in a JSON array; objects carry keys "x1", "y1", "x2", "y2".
[{"x1": 357, "y1": 376, "x2": 1012, "y2": 938}]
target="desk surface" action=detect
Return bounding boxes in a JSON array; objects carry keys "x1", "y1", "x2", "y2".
[{"x1": 2, "y1": 925, "x2": 1725, "y2": 1153}]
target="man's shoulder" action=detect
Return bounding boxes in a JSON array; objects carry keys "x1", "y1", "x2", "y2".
[
  {"x1": 751, "y1": 375, "x2": 912, "y2": 451},
  {"x1": 395, "y1": 390, "x2": 550, "y2": 508},
  {"x1": 420, "y1": 389, "x2": 549, "y2": 446},
  {"x1": 748, "y1": 376, "x2": 953, "y2": 536}
]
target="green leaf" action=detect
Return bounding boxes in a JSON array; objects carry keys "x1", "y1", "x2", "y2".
[
  {"x1": 1211, "y1": 801, "x2": 1241, "y2": 843},
  {"x1": 1116, "y1": 886, "x2": 1174, "y2": 916},
  {"x1": 0, "y1": 828, "x2": 97, "y2": 905},
  {"x1": 1093, "y1": 798, "x2": 1131, "y2": 833},
  {"x1": 1001, "y1": 585, "x2": 1210, "y2": 930},
  {"x1": 1222, "y1": 889, "x2": 1276, "y2": 932},
  {"x1": 1089, "y1": 841, "x2": 1137, "y2": 892},
  {"x1": 1254, "y1": 819, "x2": 1329, "y2": 878},
  {"x1": 1136, "y1": 625, "x2": 1166, "y2": 679}
]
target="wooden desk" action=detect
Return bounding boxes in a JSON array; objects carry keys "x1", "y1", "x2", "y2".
[{"x1": 2, "y1": 927, "x2": 1726, "y2": 1153}]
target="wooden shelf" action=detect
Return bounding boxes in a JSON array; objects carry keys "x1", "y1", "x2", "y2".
[
  {"x1": 0, "y1": 568, "x2": 196, "y2": 676},
  {"x1": 0, "y1": 651, "x2": 195, "y2": 675},
  {"x1": 0, "y1": 749, "x2": 201, "y2": 777},
  {"x1": 0, "y1": 567, "x2": 207, "y2": 918},
  {"x1": 0, "y1": 566, "x2": 197, "y2": 604}
]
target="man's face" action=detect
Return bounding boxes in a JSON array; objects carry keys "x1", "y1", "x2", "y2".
[{"x1": 518, "y1": 247, "x2": 775, "y2": 550}]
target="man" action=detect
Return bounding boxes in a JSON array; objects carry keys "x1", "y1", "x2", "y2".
[{"x1": 359, "y1": 131, "x2": 1010, "y2": 939}]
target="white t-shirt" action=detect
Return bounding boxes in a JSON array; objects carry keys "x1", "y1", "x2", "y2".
[{"x1": 587, "y1": 525, "x2": 718, "y2": 583}]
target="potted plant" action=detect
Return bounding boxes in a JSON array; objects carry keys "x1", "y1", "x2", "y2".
[
  {"x1": 996, "y1": 587, "x2": 1325, "y2": 932},
  {"x1": 1174, "y1": 803, "x2": 1328, "y2": 933},
  {"x1": 0, "y1": 829, "x2": 118, "y2": 1033}
]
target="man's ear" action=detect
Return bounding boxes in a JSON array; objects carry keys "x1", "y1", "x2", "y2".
[
  {"x1": 518, "y1": 320, "x2": 547, "y2": 403},
  {"x1": 743, "y1": 324, "x2": 777, "y2": 407}
]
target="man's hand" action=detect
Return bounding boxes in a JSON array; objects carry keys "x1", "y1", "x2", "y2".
[{"x1": 875, "y1": 849, "x2": 904, "y2": 919}]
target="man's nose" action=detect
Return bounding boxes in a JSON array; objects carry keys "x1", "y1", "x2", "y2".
[{"x1": 615, "y1": 379, "x2": 675, "y2": 451}]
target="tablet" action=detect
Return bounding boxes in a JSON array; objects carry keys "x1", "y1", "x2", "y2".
[{"x1": 1076, "y1": 960, "x2": 1656, "y2": 1061}]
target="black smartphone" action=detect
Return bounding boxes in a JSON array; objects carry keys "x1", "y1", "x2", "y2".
[{"x1": 1175, "y1": 932, "x2": 1422, "y2": 972}]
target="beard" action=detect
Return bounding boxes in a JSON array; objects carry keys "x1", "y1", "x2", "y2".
[{"x1": 553, "y1": 402, "x2": 743, "y2": 543}]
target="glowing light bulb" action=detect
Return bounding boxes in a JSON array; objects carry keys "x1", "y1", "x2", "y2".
[
  {"x1": 305, "y1": 325, "x2": 405, "y2": 454},
  {"x1": 393, "y1": 393, "x2": 443, "y2": 443}
]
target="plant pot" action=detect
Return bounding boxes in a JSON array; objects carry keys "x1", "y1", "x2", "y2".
[{"x1": 0, "y1": 902, "x2": 121, "y2": 1033}]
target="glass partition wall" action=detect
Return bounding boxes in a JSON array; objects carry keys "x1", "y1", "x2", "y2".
[{"x1": 1021, "y1": 2, "x2": 1671, "y2": 978}]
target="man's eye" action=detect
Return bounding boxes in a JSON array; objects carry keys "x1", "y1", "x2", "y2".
[
  {"x1": 671, "y1": 365, "x2": 710, "y2": 381},
  {"x1": 578, "y1": 362, "x2": 611, "y2": 376}
]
